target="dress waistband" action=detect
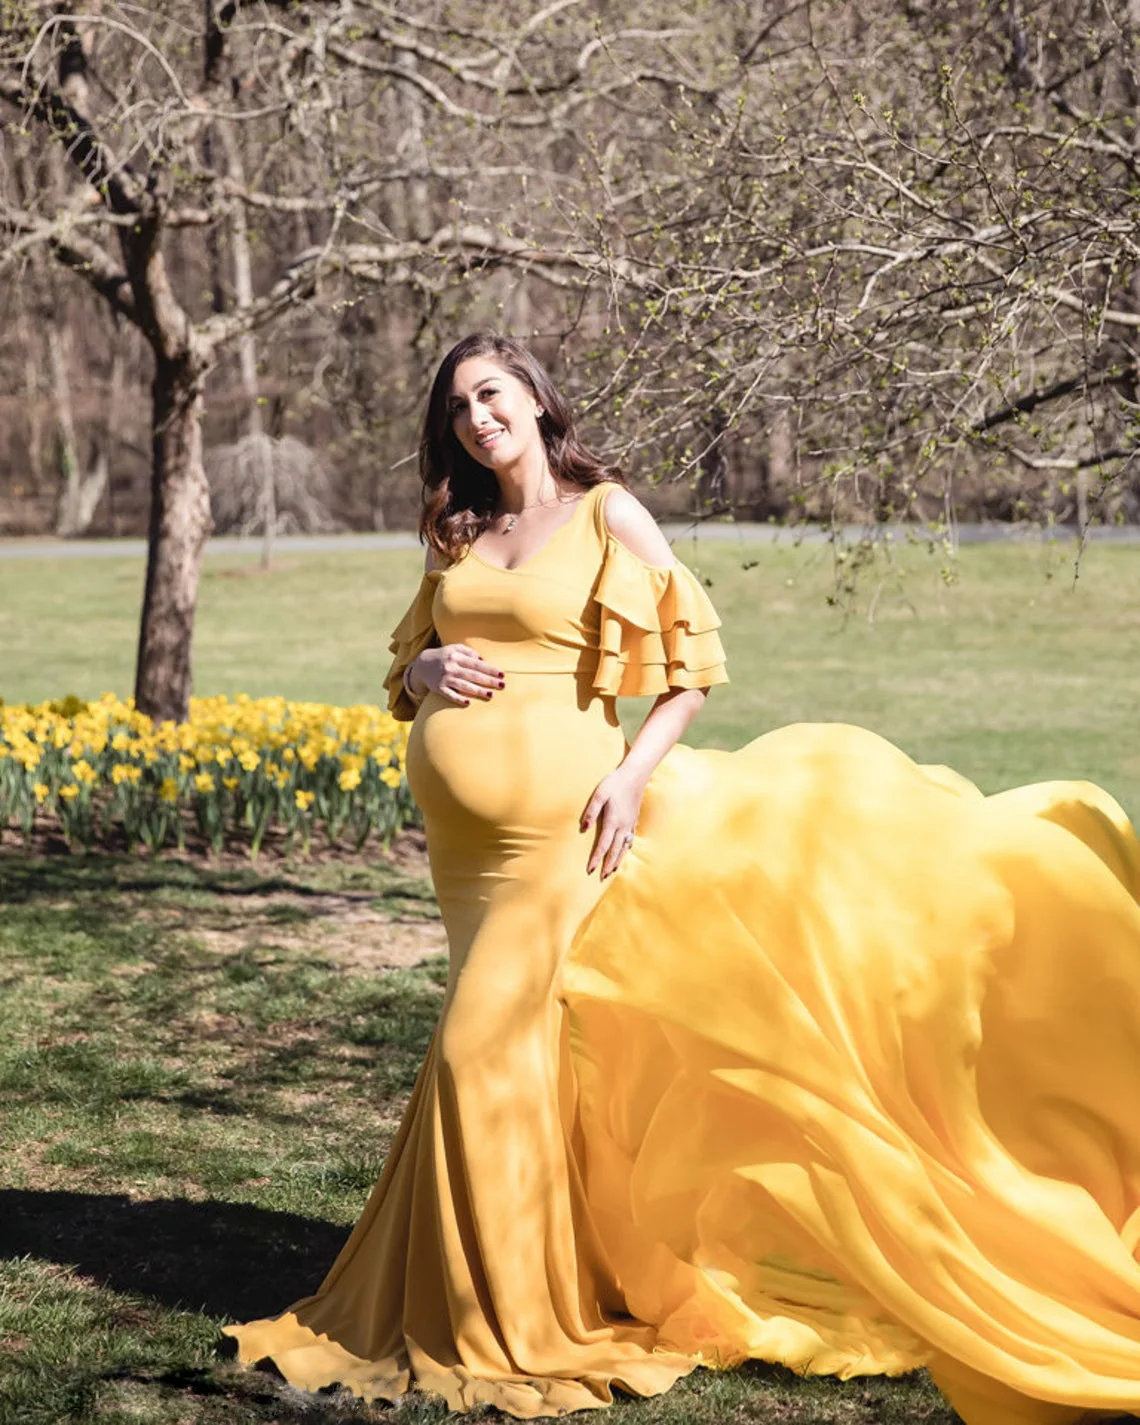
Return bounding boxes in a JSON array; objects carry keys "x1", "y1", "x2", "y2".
[{"x1": 463, "y1": 638, "x2": 595, "y2": 677}]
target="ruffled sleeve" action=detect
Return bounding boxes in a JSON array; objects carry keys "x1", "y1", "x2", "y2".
[
  {"x1": 593, "y1": 536, "x2": 729, "y2": 698},
  {"x1": 383, "y1": 570, "x2": 442, "y2": 720}
]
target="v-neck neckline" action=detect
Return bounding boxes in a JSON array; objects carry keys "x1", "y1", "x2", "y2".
[{"x1": 468, "y1": 487, "x2": 594, "y2": 574}]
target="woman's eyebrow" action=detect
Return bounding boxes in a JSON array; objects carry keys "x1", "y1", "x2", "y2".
[{"x1": 448, "y1": 380, "x2": 497, "y2": 410}]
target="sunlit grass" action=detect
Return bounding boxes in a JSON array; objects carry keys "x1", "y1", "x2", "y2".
[
  {"x1": 0, "y1": 854, "x2": 958, "y2": 1423},
  {"x1": 3, "y1": 533, "x2": 1139, "y2": 810},
  {"x1": 2, "y1": 535, "x2": 1139, "y2": 1419}
]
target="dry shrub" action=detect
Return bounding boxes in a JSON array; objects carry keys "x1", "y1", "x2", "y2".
[{"x1": 207, "y1": 433, "x2": 339, "y2": 536}]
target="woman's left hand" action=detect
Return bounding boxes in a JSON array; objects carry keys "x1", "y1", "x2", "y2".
[{"x1": 582, "y1": 766, "x2": 647, "y2": 879}]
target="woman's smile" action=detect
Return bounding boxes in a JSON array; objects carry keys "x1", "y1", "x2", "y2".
[{"x1": 449, "y1": 355, "x2": 544, "y2": 470}]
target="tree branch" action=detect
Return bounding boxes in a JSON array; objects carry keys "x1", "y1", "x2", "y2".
[
  {"x1": 0, "y1": 72, "x2": 143, "y2": 215},
  {"x1": 971, "y1": 369, "x2": 1125, "y2": 434},
  {"x1": 0, "y1": 204, "x2": 136, "y2": 320}
]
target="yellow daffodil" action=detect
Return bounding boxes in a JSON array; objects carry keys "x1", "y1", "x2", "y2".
[{"x1": 3, "y1": 691, "x2": 412, "y2": 856}]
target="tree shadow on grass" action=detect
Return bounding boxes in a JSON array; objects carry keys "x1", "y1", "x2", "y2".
[
  {"x1": 0, "y1": 851, "x2": 434, "y2": 905},
  {"x1": 0, "y1": 1188, "x2": 348, "y2": 1321}
]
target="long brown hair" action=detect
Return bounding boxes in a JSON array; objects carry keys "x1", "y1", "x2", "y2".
[{"x1": 418, "y1": 332, "x2": 619, "y2": 563}]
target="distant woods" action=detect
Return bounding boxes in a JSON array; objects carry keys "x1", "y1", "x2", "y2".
[{"x1": 3, "y1": 1, "x2": 1140, "y2": 715}]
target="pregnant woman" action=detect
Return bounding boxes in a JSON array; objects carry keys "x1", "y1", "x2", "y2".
[{"x1": 226, "y1": 333, "x2": 1140, "y2": 1425}]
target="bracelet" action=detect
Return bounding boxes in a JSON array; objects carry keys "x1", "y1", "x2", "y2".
[{"x1": 402, "y1": 661, "x2": 426, "y2": 707}]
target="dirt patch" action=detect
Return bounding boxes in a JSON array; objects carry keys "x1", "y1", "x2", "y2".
[
  {"x1": 188, "y1": 896, "x2": 447, "y2": 970},
  {"x1": 1, "y1": 825, "x2": 445, "y2": 969},
  {"x1": 298, "y1": 911, "x2": 447, "y2": 971}
]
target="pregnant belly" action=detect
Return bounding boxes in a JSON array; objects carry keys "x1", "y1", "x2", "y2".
[{"x1": 407, "y1": 673, "x2": 626, "y2": 835}]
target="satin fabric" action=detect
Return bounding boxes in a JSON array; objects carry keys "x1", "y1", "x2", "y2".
[{"x1": 226, "y1": 484, "x2": 1140, "y2": 1423}]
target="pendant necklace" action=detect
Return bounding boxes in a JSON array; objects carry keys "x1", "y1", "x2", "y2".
[{"x1": 499, "y1": 491, "x2": 571, "y2": 534}]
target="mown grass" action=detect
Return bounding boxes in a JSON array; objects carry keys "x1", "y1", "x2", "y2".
[
  {"x1": 2, "y1": 534, "x2": 1139, "y2": 1421},
  {"x1": 3, "y1": 533, "x2": 1140, "y2": 813},
  {"x1": 0, "y1": 853, "x2": 957, "y2": 1424}
]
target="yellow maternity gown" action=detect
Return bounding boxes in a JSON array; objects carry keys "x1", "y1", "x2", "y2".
[{"x1": 226, "y1": 482, "x2": 1140, "y2": 1424}]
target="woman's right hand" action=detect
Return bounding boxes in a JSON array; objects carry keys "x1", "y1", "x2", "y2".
[{"x1": 410, "y1": 645, "x2": 505, "y2": 707}]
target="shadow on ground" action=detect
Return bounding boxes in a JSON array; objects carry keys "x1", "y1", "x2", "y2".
[
  {"x1": 0, "y1": 854, "x2": 409, "y2": 902},
  {"x1": 0, "y1": 1188, "x2": 349, "y2": 1319}
]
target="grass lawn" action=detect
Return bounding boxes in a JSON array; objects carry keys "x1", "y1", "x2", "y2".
[
  {"x1": 2, "y1": 533, "x2": 1139, "y2": 813},
  {"x1": 0, "y1": 850, "x2": 955, "y2": 1425},
  {"x1": 2, "y1": 534, "x2": 1139, "y2": 1422}
]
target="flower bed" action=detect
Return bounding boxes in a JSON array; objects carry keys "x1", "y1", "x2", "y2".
[{"x1": 0, "y1": 694, "x2": 415, "y2": 857}]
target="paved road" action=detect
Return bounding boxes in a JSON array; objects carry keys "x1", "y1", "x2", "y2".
[{"x1": 0, "y1": 521, "x2": 1135, "y2": 560}]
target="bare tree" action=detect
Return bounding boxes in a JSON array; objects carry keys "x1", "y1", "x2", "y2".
[
  {"x1": 1, "y1": 0, "x2": 699, "y2": 718},
  {"x1": 4, "y1": 0, "x2": 1140, "y2": 723}
]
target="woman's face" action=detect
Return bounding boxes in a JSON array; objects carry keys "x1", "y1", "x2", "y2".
[{"x1": 448, "y1": 356, "x2": 544, "y2": 471}]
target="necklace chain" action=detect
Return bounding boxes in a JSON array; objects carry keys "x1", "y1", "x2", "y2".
[{"x1": 497, "y1": 490, "x2": 577, "y2": 533}]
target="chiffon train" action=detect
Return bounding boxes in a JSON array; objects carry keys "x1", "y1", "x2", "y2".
[{"x1": 226, "y1": 485, "x2": 1140, "y2": 1424}]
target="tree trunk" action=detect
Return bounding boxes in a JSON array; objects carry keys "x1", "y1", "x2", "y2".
[
  {"x1": 46, "y1": 321, "x2": 82, "y2": 528},
  {"x1": 20, "y1": 315, "x2": 43, "y2": 494},
  {"x1": 134, "y1": 348, "x2": 212, "y2": 724},
  {"x1": 217, "y1": 123, "x2": 275, "y2": 566},
  {"x1": 394, "y1": 49, "x2": 432, "y2": 242},
  {"x1": 52, "y1": 319, "x2": 122, "y2": 537},
  {"x1": 695, "y1": 407, "x2": 729, "y2": 516}
]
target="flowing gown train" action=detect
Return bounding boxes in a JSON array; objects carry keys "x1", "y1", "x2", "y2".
[{"x1": 226, "y1": 483, "x2": 1140, "y2": 1425}]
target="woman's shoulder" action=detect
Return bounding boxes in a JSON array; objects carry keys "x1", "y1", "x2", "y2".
[{"x1": 593, "y1": 482, "x2": 675, "y2": 569}]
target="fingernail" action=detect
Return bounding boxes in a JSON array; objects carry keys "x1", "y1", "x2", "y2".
[
  {"x1": 484, "y1": 692, "x2": 492, "y2": 699},
  {"x1": 497, "y1": 680, "x2": 505, "y2": 689}
]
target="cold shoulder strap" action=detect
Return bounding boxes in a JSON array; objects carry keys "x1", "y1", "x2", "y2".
[
  {"x1": 591, "y1": 485, "x2": 729, "y2": 698},
  {"x1": 384, "y1": 568, "x2": 442, "y2": 720}
]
